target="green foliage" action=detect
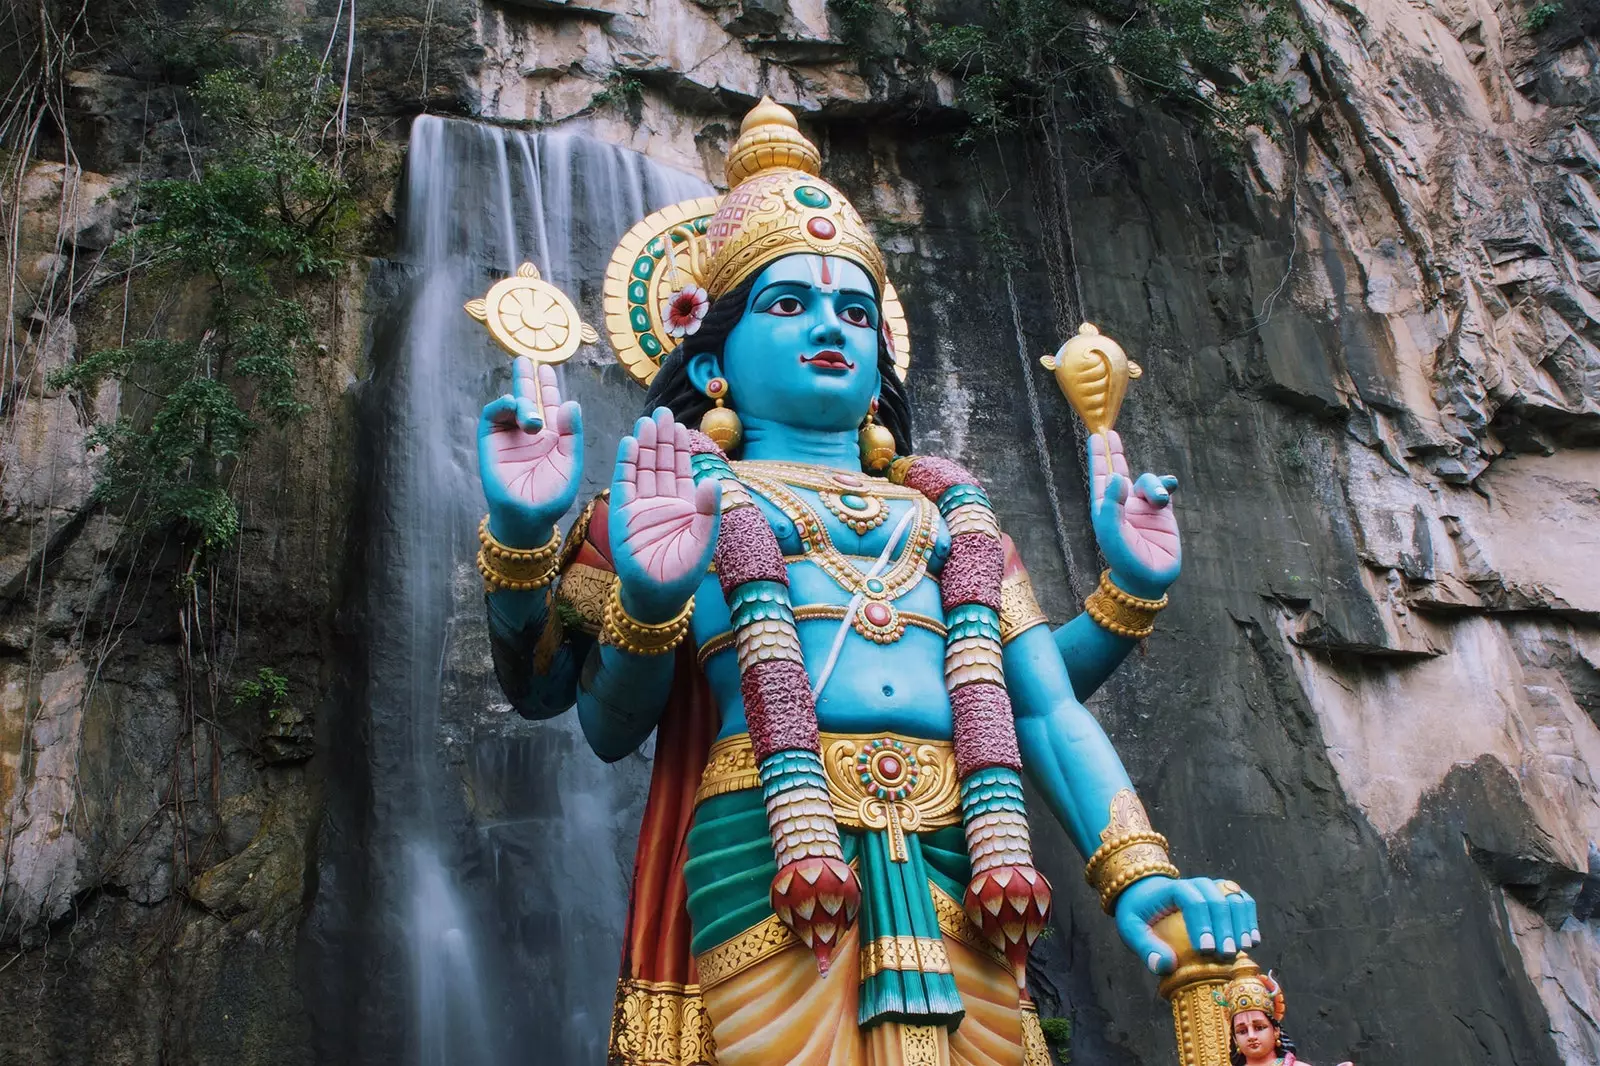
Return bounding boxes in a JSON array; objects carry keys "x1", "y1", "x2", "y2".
[
  {"x1": 51, "y1": 47, "x2": 351, "y2": 552},
  {"x1": 1039, "y1": 1015, "x2": 1073, "y2": 1061},
  {"x1": 829, "y1": 0, "x2": 882, "y2": 42},
  {"x1": 233, "y1": 666, "x2": 291, "y2": 718},
  {"x1": 124, "y1": 0, "x2": 290, "y2": 81},
  {"x1": 920, "y1": 0, "x2": 1298, "y2": 146},
  {"x1": 592, "y1": 72, "x2": 645, "y2": 112},
  {"x1": 1525, "y1": 2, "x2": 1562, "y2": 30}
]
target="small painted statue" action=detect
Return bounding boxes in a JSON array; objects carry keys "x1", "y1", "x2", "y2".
[
  {"x1": 476, "y1": 97, "x2": 1260, "y2": 1065},
  {"x1": 1224, "y1": 972, "x2": 1353, "y2": 1066}
]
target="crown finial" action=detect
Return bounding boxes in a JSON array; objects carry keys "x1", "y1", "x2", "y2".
[{"x1": 724, "y1": 96, "x2": 821, "y2": 186}]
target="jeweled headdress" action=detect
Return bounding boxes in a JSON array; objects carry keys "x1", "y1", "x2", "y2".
[
  {"x1": 602, "y1": 97, "x2": 910, "y2": 387},
  {"x1": 1220, "y1": 971, "x2": 1286, "y2": 1023}
]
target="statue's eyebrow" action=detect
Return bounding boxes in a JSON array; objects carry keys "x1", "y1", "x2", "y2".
[{"x1": 751, "y1": 279, "x2": 814, "y2": 304}]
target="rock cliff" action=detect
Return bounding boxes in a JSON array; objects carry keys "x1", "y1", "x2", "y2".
[{"x1": 2, "y1": 0, "x2": 1597, "y2": 1063}]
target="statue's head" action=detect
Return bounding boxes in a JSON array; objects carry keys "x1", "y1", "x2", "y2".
[
  {"x1": 1221, "y1": 971, "x2": 1290, "y2": 1065},
  {"x1": 606, "y1": 97, "x2": 912, "y2": 458}
]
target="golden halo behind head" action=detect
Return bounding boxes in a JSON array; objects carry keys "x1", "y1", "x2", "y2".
[{"x1": 600, "y1": 97, "x2": 908, "y2": 388}]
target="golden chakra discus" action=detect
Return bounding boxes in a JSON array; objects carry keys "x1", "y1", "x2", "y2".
[{"x1": 465, "y1": 262, "x2": 600, "y2": 365}]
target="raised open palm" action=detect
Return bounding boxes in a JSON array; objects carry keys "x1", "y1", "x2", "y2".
[
  {"x1": 609, "y1": 408, "x2": 721, "y2": 620},
  {"x1": 1088, "y1": 429, "x2": 1181, "y2": 598},
  {"x1": 477, "y1": 356, "x2": 583, "y2": 543}
]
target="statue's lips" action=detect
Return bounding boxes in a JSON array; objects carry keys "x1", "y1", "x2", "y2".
[{"x1": 802, "y1": 349, "x2": 853, "y2": 370}]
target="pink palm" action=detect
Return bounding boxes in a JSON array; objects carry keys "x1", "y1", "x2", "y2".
[
  {"x1": 1089, "y1": 429, "x2": 1180, "y2": 578},
  {"x1": 610, "y1": 409, "x2": 720, "y2": 610},
  {"x1": 485, "y1": 361, "x2": 578, "y2": 511}
]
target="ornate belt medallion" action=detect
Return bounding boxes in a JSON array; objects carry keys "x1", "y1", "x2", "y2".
[
  {"x1": 822, "y1": 735, "x2": 960, "y2": 862},
  {"x1": 696, "y1": 731, "x2": 960, "y2": 862}
]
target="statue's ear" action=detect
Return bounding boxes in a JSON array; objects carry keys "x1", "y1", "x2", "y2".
[{"x1": 685, "y1": 350, "x2": 723, "y2": 394}]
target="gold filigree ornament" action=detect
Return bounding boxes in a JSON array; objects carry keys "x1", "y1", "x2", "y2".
[
  {"x1": 602, "y1": 97, "x2": 912, "y2": 388},
  {"x1": 465, "y1": 262, "x2": 600, "y2": 368}
]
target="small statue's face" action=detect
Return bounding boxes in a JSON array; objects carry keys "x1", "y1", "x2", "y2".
[
  {"x1": 716, "y1": 254, "x2": 882, "y2": 431},
  {"x1": 1231, "y1": 1011, "x2": 1275, "y2": 1061}
]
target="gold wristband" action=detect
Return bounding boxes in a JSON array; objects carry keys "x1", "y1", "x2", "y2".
[
  {"x1": 1084, "y1": 569, "x2": 1167, "y2": 639},
  {"x1": 602, "y1": 582, "x2": 694, "y2": 656},
  {"x1": 1084, "y1": 830, "x2": 1180, "y2": 913},
  {"x1": 477, "y1": 516, "x2": 561, "y2": 593}
]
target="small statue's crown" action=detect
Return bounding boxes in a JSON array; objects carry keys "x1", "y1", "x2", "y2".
[{"x1": 1220, "y1": 972, "x2": 1286, "y2": 1023}]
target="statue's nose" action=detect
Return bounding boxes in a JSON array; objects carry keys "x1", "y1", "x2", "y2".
[{"x1": 810, "y1": 308, "x2": 844, "y2": 346}]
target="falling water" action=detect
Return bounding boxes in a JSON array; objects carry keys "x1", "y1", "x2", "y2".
[{"x1": 311, "y1": 116, "x2": 709, "y2": 1066}]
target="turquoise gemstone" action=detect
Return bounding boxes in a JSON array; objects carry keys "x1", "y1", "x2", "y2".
[
  {"x1": 631, "y1": 255, "x2": 654, "y2": 280},
  {"x1": 640, "y1": 333, "x2": 661, "y2": 356},
  {"x1": 628, "y1": 280, "x2": 648, "y2": 303},
  {"x1": 839, "y1": 493, "x2": 868, "y2": 511},
  {"x1": 793, "y1": 185, "x2": 831, "y2": 208},
  {"x1": 630, "y1": 306, "x2": 650, "y2": 331},
  {"x1": 866, "y1": 578, "x2": 885, "y2": 594}
]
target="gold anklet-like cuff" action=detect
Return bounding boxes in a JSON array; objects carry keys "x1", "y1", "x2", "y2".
[
  {"x1": 1084, "y1": 569, "x2": 1168, "y2": 639},
  {"x1": 1084, "y1": 829, "x2": 1180, "y2": 913},
  {"x1": 602, "y1": 582, "x2": 694, "y2": 656},
  {"x1": 477, "y1": 516, "x2": 561, "y2": 593}
]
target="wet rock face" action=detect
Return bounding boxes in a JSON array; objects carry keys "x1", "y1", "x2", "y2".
[{"x1": 4, "y1": 0, "x2": 1600, "y2": 1064}]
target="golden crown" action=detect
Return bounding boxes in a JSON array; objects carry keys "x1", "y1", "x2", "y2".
[
  {"x1": 1220, "y1": 972, "x2": 1285, "y2": 1023},
  {"x1": 602, "y1": 97, "x2": 907, "y2": 388}
]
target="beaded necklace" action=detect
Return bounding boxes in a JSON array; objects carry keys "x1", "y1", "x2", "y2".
[{"x1": 735, "y1": 465, "x2": 938, "y2": 644}]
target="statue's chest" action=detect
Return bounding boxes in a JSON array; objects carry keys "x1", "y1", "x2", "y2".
[{"x1": 732, "y1": 469, "x2": 951, "y2": 573}]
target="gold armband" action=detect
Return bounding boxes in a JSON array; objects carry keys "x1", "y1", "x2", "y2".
[
  {"x1": 1083, "y1": 569, "x2": 1168, "y2": 640},
  {"x1": 1084, "y1": 788, "x2": 1180, "y2": 912},
  {"x1": 477, "y1": 516, "x2": 561, "y2": 593},
  {"x1": 602, "y1": 582, "x2": 694, "y2": 656}
]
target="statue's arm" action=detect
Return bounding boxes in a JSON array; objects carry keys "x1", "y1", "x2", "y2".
[
  {"x1": 1007, "y1": 623, "x2": 1259, "y2": 974},
  {"x1": 1006, "y1": 624, "x2": 1137, "y2": 851},
  {"x1": 998, "y1": 537, "x2": 1138, "y2": 702},
  {"x1": 486, "y1": 587, "x2": 581, "y2": 719}
]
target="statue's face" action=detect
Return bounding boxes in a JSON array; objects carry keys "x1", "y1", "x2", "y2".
[
  {"x1": 1231, "y1": 1011, "x2": 1275, "y2": 1061},
  {"x1": 716, "y1": 254, "x2": 881, "y2": 431}
]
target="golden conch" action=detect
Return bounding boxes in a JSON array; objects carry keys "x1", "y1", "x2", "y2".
[
  {"x1": 465, "y1": 262, "x2": 600, "y2": 366},
  {"x1": 1040, "y1": 322, "x2": 1143, "y2": 437}
]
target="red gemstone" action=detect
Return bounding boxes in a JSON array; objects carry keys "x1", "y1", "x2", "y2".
[
  {"x1": 879, "y1": 756, "x2": 900, "y2": 777},
  {"x1": 864, "y1": 603, "x2": 891, "y2": 626},
  {"x1": 807, "y1": 216, "x2": 836, "y2": 239}
]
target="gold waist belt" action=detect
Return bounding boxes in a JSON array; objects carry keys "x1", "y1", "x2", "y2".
[{"x1": 697, "y1": 731, "x2": 961, "y2": 860}]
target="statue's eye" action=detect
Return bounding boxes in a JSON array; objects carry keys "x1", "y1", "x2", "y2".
[
  {"x1": 768, "y1": 296, "x2": 804, "y2": 316},
  {"x1": 840, "y1": 306, "x2": 871, "y2": 327}
]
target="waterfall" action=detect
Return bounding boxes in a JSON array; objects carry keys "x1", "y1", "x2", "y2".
[{"x1": 309, "y1": 116, "x2": 710, "y2": 1066}]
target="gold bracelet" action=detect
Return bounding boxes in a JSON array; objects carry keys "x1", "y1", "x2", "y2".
[
  {"x1": 1084, "y1": 830, "x2": 1180, "y2": 913},
  {"x1": 602, "y1": 582, "x2": 694, "y2": 656},
  {"x1": 477, "y1": 516, "x2": 561, "y2": 593},
  {"x1": 1083, "y1": 569, "x2": 1168, "y2": 639}
]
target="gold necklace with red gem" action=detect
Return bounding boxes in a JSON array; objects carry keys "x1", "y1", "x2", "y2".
[{"x1": 734, "y1": 464, "x2": 937, "y2": 644}]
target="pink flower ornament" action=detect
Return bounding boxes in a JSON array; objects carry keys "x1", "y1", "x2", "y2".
[{"x1": 662, "y1": 284, "x2": 710, "y2": 338}]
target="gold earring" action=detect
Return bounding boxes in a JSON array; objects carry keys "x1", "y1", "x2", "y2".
[
  {"x1": 700, "y1": 377, "x2": 742, "y2": 452},
  {"x1": 858, "y1": 399, "x2": 895, "y2": 473}
]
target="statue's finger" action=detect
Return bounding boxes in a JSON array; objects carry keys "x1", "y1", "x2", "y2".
[
  {"x1": 1132, "y1": 472, "x2": 1170, "y2": 506},
  {"x1": 1196, "y1": 879, "x2": 1237, "y2": 956},
  {"x1": 693, "y1": 477, "x2": 721, "y2": 517},
  {"x1": 556, "y1": 401, "x2": 582, "y2": 456},
  {"x1": 1106, "y1": 429, "x2": 1131, "y2": 479},
  {"x1": 538, "y1": 363, "x2": 564, "y2": 425},
  {"x1": 1115, "y1": 906, "x2": 1175, "y2": 975},
  {"x1": 613, "y1": 435, "x2": 639, "y2": 506},
  {"x1": 1160, "y1": 474, "x2": 1179, "y2": 493},
  {"x1": 481, "y1": 394, "x2": 518, "y2": 430},
  {"x1": 673, "y1": 423, "x2": 694, "y2": 498},
  {"x1": 1173, "y1": 880, "x2": 1214, "y2": 953},
  {"x1": 635, "y1": 416, "x2": 658, "y2": 498},
  {"x1": 1227, "y1": 892, "x2": 1253, "y2": 950}
]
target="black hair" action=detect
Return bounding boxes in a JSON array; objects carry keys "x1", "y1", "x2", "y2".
[
  {"x1": 1229, "y1": 1016, "x2": 1295, "y2": 1065},
  {"x1": 640, "y1": 272, "x2": 913, "y2": 456}
]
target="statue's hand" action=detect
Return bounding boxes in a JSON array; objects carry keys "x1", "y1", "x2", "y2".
[
  {"x1": 1113, "y1": 875, "x2": 1259, "y2": 975},
  {"x1": 478, "y1": 356, "x2": 584, "y2": 545},
  {"x1": 608, "y1": 408, "x2": 721, "y2": 621},
  {"x1": 1088, "y1": 430, "x2": 1181, "y2": 599}
]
